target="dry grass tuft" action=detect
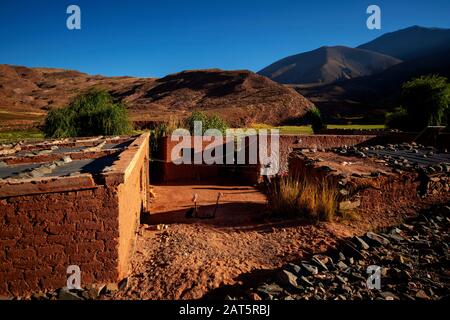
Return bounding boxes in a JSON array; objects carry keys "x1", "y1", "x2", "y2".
[{"x1": 267, "y1": 175, "x2": 339, "y2": 223}]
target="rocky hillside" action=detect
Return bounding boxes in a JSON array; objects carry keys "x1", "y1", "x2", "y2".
[{"x1": 0, "y1": 65, "x2": 314, "y2": 129}]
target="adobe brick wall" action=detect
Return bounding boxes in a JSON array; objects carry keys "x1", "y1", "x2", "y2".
[
  {"x1": 278, "y1": 135, "x2": 376, "y2": 174},
  {"x1": 288, "y1": 152, "x2": 450, "y2": 224},
  {"x1": 115, "y1": 135, "x2": 149, "y2": 278},
  {"x1": 154, "y1": 134, "x2": 377, "y2": 182},
  {"x1": 154, "y1": 136, "x2": 260, "y2": 184},
  {"x1": 0, "y1": 187, "x2": 119, "y2": 295},
  {"x1": 0, "y1": 133, "x2": 150, "y2": 296}
]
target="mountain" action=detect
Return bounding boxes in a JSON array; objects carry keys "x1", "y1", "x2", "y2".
[
  {"x1": 258, "y1": 46, "x2": 401, "y2": 85},
  {"x1": 296, "y1": 45, "x2": 450, "y2": 123},
  {"x1": 358, "y1": 26, "x2": 450, "y2": 61},
  {"x1": 0, "y1": 65, "x2": 314, "y2": 130}
]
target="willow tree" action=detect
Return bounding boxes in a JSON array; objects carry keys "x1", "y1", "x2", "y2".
[{"x1": 44, "y1": 89, "x2": 132, "y2": 138}]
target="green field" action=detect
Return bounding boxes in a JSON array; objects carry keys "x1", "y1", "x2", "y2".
[
  {"x1": 327, "y1": 124, "x2": 386, "y2": 130},
  {"x1": 0, "y1": 124, "x2": 387, "y2": 144},
  {"x1": 0, "y1": 130, "x2": 45, "y2": 143},
  {"x1": 250, "y1": 124, "x2": 386, "y2": 135}
]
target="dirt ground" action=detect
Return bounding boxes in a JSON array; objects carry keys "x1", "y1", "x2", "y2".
[{"x1": 112, "y1": 184, "x2": 439, "y2": 300}]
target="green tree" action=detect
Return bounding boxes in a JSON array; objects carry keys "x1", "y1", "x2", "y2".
[
  {"x1": 388, "y1": 75, "x2": 450, "y2": 130},
  {"x1": 44, "y1": 89, "x2": 132, "y2": 138},
  {"x1": 305, "y1": 106, "x2": 326, "y2": 133},
  {"x1": 185, "y1": 111, "x2": 228, "y2": 135}
]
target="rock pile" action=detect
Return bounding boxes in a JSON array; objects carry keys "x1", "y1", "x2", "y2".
[
  {"x1": 332, "y1": 143, "x2": 450, "y2": 175},
  {"x1": 236, "y1": 205, "x2": 450, "y2": 301}
]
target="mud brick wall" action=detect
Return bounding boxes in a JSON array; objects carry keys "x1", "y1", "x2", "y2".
[
  {"x1": 155, "y1": 135, "x2": 377, "y2": 182},
  {"x1": 288, "y1": 153, "x2": 450, "y2": 228},
  {"x1": 0, "y1": 187, "x2": 120, "y2": 295},
  {"x1": 154, "y1": 136, "x2": 259, "y2": 184},
  {"x1": 115, "y1": 138, "x2": 149, "y2": 278},
  {"x1": 0, "y1": 133, "x2": 150, "y2": 296},
  {"x1": 278, "y1": 135, "x2": 376, "y2": 174},
  {"x1": 158, "y1": 163, "x2": 221, "y2": 183}
]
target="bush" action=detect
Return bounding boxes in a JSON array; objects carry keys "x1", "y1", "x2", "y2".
[
  {"x1": 150, "y1": 116, "x2": 182, "y2": 154},
  {"x1": 44, "y1": 89, "x2": 132, "y2": 138},
  {"x1": 305, "y1": 107, "x2": 326, "y2": 133},
  {"x1": 387, "y1": 75, "x2": 450, "y2": 130},
  {"x1": 267, "y1": 175, "x2": 338, "y2": 223},
  {"x1": 386, "y1": 107, "x2": 409, "y2": 131},
  {"x1": 185, "y1": 111, "x2": 228, "y2": 135}
]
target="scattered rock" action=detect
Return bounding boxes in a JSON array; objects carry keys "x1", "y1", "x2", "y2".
[
  {"x1": 365, "y1": 232, "x2": 390, "y2": 246},
  {"x1": 283, "y1": 263, "x2": 301, "y2": 275},
  {"x1": 353, "y1": 236, "x2": 370, "y2": 250},
  {"x1": 240, "y1": 204, "x2": 449, "y2": 301},
  {"x1": 249, "y1": 292, "x2": 262, "y2": 300},
  {"x1": 301, "y1": 263, "x2": 318, "y2": 275},
  {"x1": 311, "y1": 256, "x2": 329, "y2": 271},
  {"x1": 278, "y1": 270, "x2": 300, "y2": 289},
  {"x1": 58, "y1": 287, "x2": 84, "y2": 301},
  {"x1": 415, "y1": 290, "x2": 430, "y2": 300}
]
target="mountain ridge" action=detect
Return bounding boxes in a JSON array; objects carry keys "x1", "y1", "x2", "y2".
[
  {"x1": 357, "y1": 25, "x2": 450, "y2": 61},
  {"x1": 258, "y1": 45, "x2": 401, "y2": 85}
]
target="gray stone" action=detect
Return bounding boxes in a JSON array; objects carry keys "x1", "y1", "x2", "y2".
[
  {"x1": 257, "y1": 283, "x2": 284, "y2": 298},
  {"x1": 366, "y1": 232, "x2": 390, "y2": 246},
  {"x1": 353, "y1": 236, "x2": 370, "y2": 250},
  {"x1": 278, "y1": 270, "x2": 300, "y2": 289},
  {"x1": 58, "y1": 287, "x2": 84, "y2": 300},
  {"x1": 301, "y1": 263, "x2": 318, "y2": 275},
  {"x1": 118, "y1": 278, "x2": 128, "y2": 291},
  {"x1": 283, "y1": 263, "x2": 301, "y2": 275},
  {"x1": 311, "y1": 256, "x2": 329, "y2": 271},
  {"x1": 342, "y1": 242, "x2": 365, "y2": 260},
  {"x1": 299, "y1": 276, "x2": 314, "y2": 287},
  {"x1": 335, "y1": 275, "x2": 347, "y2": 284}
]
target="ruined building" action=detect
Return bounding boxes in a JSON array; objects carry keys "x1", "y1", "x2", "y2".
[{"x1": 0, "y1": 133, "x2": 149, "y2": 295}]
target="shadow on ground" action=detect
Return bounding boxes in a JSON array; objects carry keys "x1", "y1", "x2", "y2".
[{"x1": 142, "y1": 201, "x2": 314, "y2": 231}]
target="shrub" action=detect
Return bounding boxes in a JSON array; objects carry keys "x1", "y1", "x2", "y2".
[
  {"x1": 386, "y1": 107, "x2": 409, "y2": 131},
  {"x1": 388, "y1": 75, "x2": 450, "y2": 130},
  {"x1": 44, "y1": 89, "x2": 132, "y2": 138},
  {"x1": 185, "y1": 111, "x2": 228, "y2": 135},
  {"x1": 150, "y1": 116, "x2": 182, "y2": 154},
  {"x1": 267, "y1": 175, "x2": 338, "y2": 223},
  {"x1": 305, "y1": 107, "x2": 326, "y2": 133}
]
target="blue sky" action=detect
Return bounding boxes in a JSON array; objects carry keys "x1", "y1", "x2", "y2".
[{"x1": 1, "y1": 0, "x2": 449, "y2": 78}]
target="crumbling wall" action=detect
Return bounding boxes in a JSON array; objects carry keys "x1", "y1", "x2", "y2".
[
  {"x1": 277, "y1": 135, "x2": 376, "y2": 174},
  {"x1": 288, "y1": 151, "x2": 449, "y2": 227}
]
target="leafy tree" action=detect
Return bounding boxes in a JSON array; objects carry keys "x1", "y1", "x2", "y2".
[
  {"x1": 185, "y1": 111, "x2": 228, "y2": 135},
  {"x1": 44, "y1": 89, "x2": 132, "y2": 138},
  {"x1": 305, "y1": 106, "x2": 326, "y2": 133},
  {"x1": 388, "y1": 75, "x2": 450, "y2": 130}
]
